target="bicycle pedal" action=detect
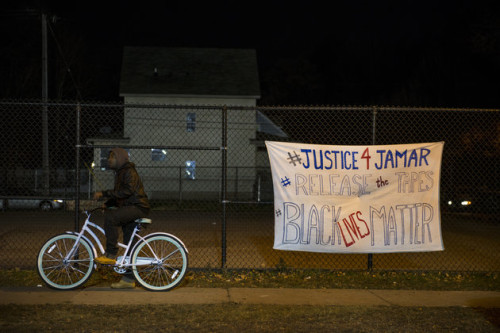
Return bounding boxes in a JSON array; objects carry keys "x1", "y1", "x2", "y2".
[{"x1": 94, "y1": 257, "x2": 117, "y2": 265}]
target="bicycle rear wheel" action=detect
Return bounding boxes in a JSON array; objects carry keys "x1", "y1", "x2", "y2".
[
  {"x1": 37, "y1": 234, "x2": 94, "y2": 290},
  {"x1": 131, "y1": 234, "x2": 188, "y2": 291}
]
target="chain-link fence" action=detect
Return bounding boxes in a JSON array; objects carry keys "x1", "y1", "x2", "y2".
[{"x1": 0, "y1": 100, "x2": 498, "y2": 272}]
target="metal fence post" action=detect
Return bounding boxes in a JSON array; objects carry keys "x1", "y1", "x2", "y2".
[
  {"x1": 74, "y1": 103, "x2": 81, "y2": 231},
  {"x1": 178, "y1": 166, "x2": 182, "y2": 203},
  {"x1": 41, "y1": 13, "x2": 50, "y2": 196},
  {"x1": 221, "y1": 105, "x2": 228, "y2": 268},
  {"x1": 368, "y1": 105, "x2": 378, "y2": 270}
]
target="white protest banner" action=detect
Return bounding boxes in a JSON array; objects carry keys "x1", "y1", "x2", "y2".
[{"x1": 266, "y1": 141, "x2": 445, "y2": 253}]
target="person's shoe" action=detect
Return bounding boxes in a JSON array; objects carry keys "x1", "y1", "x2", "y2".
[
  {"x1": 94, "y1": 254, "x2": 116, "y2": 265},
  {"x1": 111, "y1": 279, "x2": 135, "y2": 289}
]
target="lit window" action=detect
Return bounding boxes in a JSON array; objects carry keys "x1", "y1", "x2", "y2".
[
  {"x1": 151, "y1": 148, "x2": 167, "y2": 161},
  {"x1": 187, "y1": 113, "x2": 196, "y2": 132},
  {"x1": 185, "y1": 160, "x2": 196, "y2": 180},
  {"x1": 100, "y1": 148, "x2": 110, "y2": 170}
]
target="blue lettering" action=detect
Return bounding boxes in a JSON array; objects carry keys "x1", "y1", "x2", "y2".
[
  {"x1": 319, "y1": 206, "x2": 332, "y2": 245},
  {"x1": 375, "y1": 150, "x2": 385, "y2": 170},
  {"x1": 325, "y1": 151, "x2": 333, "y2": 170},
  {"x1": 313, "y1": 150, "x2": 323, "y2": 170},
  {"x1": 332, "y1": 151, "x2": 340, "y2": 169},
  {"x1": 344, "y1": 151, "x2": 351, "y2": 170},
  {"x1": 301, "y1": 149, "x2": 311, "y2": 169},
  {"x1": 352, "y1": 151, "x2": 359, "y2": 170},
  {"x1": 408, "y1": 149, "x2": 418, "y2": 167},
  {"x1": 419, "y1": 148, "x2": 430, "y2": 166},
  {"x1": 283, "y1": 202, "x2": 300, "y2": 244},
  {"x1": 395, "y1": 150, "x2": 407, "y2": 168},
  {"x1": 384, "y1": 150, "x2": 394, "y2": 169}
]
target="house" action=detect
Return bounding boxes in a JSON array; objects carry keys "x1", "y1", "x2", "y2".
[{"x1": 89, "y1": 46, "x2": 267, "y2": 201}]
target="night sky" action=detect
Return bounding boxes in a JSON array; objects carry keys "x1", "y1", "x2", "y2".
[{"x1": 1, "y1": 0, "x2": 500, "y2": 107}]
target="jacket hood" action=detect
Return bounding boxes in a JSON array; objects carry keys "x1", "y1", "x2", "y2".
[{"x1": 110, "y1": 148, "x2": 129, "y2": 169}]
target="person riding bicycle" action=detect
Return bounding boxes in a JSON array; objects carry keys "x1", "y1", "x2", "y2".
[{"x1": 93, "y1": 147, "x2": 150, "y2": 289}]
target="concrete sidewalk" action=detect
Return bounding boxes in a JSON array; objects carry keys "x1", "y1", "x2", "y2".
[{"x1": 1, "y1": 287, "x2": 499, "y2": 307}]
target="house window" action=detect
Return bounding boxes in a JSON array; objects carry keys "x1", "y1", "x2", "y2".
[
  {"x1": 151, "y1": 148, "x2": 167, "y2": 161},
  {"x1": 187, "y1": 113, "x2": 196, "y2": 132},
  {"x1": 100, "y1": 148, "x2": 111, "y2": 170},
  {"x1": 185, "y1": 160, "x2": 196, "y2": 180}
]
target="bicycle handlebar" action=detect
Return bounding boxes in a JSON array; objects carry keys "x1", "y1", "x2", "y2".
[{"x1": 80, "y1": 207, "x2": 104, "y2": 215}]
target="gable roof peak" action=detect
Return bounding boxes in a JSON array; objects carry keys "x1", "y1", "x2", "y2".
[{"x1": 120, "y1": 46, "x2": 261, "y2": 98}]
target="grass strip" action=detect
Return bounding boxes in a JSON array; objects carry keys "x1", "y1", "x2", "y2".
[
  {"x1": 0, "y1": 304, "x2": 498, "y2": 332},
  {"x1": 1, "y1": 268, "x2": 498, "y2": 291}
]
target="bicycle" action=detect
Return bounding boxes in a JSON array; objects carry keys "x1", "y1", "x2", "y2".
[{"x1": 36, "y1": 208, "x2": 188, "y2": 291}]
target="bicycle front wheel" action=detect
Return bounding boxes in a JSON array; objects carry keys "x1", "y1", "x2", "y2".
[
  {"x1": 132, "y1": 234, "x2": 188, "y2": 291},
  {"x1": 37, "y1": 234, "x2": 94, "y2": 290}
]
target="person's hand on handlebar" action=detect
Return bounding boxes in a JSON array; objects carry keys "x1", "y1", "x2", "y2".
[
  {"x1": 93, "y1": 192, "x2": 103, "y2": 200},
  {"x1": 93, "y1": 192, "x2": 107, "y2": 211}
]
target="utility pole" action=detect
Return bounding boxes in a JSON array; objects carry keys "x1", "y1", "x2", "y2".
[{"x1": 42, "y1": 12, "x2": 50, "y2": 194}]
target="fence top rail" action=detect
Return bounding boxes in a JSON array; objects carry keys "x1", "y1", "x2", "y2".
[
  {"x1": 0, "y1": 101, "x2": 224, "y2": 110},
  {"x1": 80, "y1": 144, "x2": 221, "y2": 151},
  {"x1": 253, "y1": 105, "x2": 500, "y2": 112},
  {"x1": 0, "y1": 100, "x2": 498, "y2": 112}
]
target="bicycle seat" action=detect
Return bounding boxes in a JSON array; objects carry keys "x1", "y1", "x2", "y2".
[{"x1": 135, "y1": 218, "x2": 152, "y2": 224}]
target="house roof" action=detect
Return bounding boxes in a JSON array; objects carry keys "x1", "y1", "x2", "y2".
[{"x1": 119, "y1": 47, "x2": 261, "y2": 98}]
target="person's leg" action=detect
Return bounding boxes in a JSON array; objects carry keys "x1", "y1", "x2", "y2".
[
  {"x1": 122, "y1": 221, "x2": 138, "y2": 250},
  {"x1": 103, "y1": 210, "x2": 120, "y2": 257},
  {"x1": 120, "y1": 222, "x2": 138, "y2": 283},
  {"x1": 109, "y1": 206, "x2": 147, "y2": 288},
  {"x1": 97, "y1": 206, "x2": 145, "y2": 265},
  {"x1": 94, "y1": 209, "x2": 121, "y2": 264},
  {"x1": 105, "y1": 206, "x2": 144, "y2": 255}
]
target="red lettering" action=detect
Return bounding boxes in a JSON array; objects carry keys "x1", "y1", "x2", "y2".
[
  {"x1": 344, "y1": 213, "x2": 361, "y2": 240},
  {"x1": 338, "y1": 220, "x2": 355, "y2": 247},
  {"x1": 361, "y1": 148, "x2": 371, "y2": 170},
  {"x1": 356, "y1": 211, "x2": 370, "y2": 238},
  {"x1": 376, "y1": 176, "x2": 389, "y2": 188},
  {"x1": 339, "y1": 211, "x2": 371, "y2": 247}
]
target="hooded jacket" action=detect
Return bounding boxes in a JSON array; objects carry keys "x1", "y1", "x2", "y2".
[{"x1": 103, "y1": 148, "x2": 150, "y2": 212}]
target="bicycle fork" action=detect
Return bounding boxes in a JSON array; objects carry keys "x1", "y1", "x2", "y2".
[{"x1": 63, "y1": 218, "x2": 104, "y2": 263}]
